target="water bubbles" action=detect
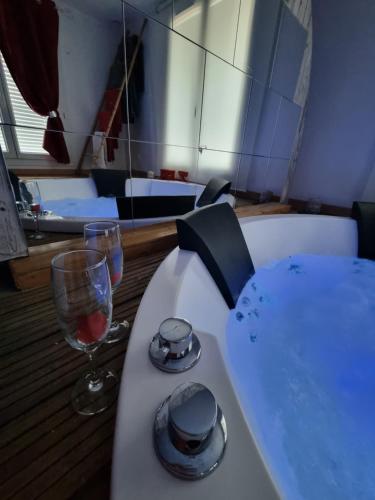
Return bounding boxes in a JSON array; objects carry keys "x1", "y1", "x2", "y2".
[
  {"x1": 241, "y1": 296, "x2": 251, "y2": 306},
  {"x1": 252, "y1": 308, "x2": 260, "y2": 318},
  {"x1": 236, "y1": 311, "x2": 244, "y2": 322},
  {"x1": 288, "y1": 263, "x2": 302, "y2": 274}
]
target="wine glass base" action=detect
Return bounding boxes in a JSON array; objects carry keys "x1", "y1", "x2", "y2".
[
  {"x1": 105, "y1": 320, "x2": 130, "y2": 344},
  {"x1": 71, "y1": 368, "x2": 118, "y2": 416}
]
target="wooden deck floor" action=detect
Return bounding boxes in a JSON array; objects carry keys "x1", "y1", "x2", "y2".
[
  {"x1": 0, "y1": 249, "x2": 169, "y2": 500},
  {"x1": 1, "y1": 203, "x2": 292, "y2": 498}
]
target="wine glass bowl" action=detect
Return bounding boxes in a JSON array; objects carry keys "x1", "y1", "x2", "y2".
[
  {"x1": 52, "y1": 250, "x2": 112, "y2": 350},
  {"x1": 51, "y1": 249, "x2": 118, "y2": 415},
  {"x1": 84, "y1": 221, "x2": 129, "y2": 343}
]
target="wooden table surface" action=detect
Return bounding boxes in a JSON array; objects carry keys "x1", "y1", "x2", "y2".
[
  {"x1": 0, "y1": 249, "x2": 169, "y2": 500},
  {"x1": 10, "y1": 203, "x2": 291, "y2": 291}
]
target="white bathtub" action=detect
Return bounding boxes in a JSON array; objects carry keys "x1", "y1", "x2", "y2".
[
  {"x1": 19, "y1": 177, "x2": 234, "y2": 233},
  {"x1": 112, "y1": 214, "x2": 358, "y2": 500}
]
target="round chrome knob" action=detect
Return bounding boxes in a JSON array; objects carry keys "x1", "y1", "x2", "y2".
[
  {"x1": 154, "y1": 382, "x2": 227, "y2": 480},
  {"x1": 149, "y1": 318, "x2": 201, "y2": 373}
]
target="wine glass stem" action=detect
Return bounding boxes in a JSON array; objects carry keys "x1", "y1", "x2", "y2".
[
  {"x1": 87, "y1": 351, "x2": 103, "y2": 392},
  {"x1": 35, "y1": 213, "x2": 40, "y2": 233}
]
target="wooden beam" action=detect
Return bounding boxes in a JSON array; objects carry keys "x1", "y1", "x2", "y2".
[{"x1": 9, "y1": 203, "x2": 291, "y2": 290}]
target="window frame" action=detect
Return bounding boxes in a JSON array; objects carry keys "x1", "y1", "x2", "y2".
[{"x1": 0, "y1": 57, "x2": 54, "y2": 163}]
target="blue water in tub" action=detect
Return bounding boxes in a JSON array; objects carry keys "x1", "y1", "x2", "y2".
[
  {"x1": 43, "y1": 197, "x2": 118, "y2": 218},
  {"x1": 227, "y1": 254, "x2": 375, "y2": 500}
]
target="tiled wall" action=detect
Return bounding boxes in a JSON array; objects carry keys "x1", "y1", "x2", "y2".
[
  {"x1": 0, "y1": 0, "x2": 312, "y2": 201},
  {"x1": 124, "y1": 0, "x2": 312, "y2": 197}
]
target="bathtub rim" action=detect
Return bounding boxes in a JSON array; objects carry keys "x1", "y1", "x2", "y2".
[{"x1": 111, "y1": 214, "x2": 358, "y2": 500}]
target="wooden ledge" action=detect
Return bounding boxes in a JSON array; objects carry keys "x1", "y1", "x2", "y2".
[{"x1": 9, "y1": 203, "x2": 291, "y2": 290}]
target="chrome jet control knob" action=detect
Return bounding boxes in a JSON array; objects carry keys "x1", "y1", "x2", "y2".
[
  {"x1": 154, "y1": 382, "x2": 227, "y2": 480},
  {"x1": 149, "y1": 318, "x2": 201, "y2": 373}
]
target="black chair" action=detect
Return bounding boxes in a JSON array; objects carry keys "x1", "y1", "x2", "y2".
[
  {"x1": 176, "y1": 203, "x2": 254, "y2": 309},
  {"x1": 196, "y1": 177, "x2": 231, "y2": 208},
  {"x1": 116, "y1": 195, "x2": 196, "y2": 219},
  {"x1": 352, "y1": 201, "x2": 375, "y2": 260},
  {"x1": 8, "y1": 170, "x2": 22, "y2": 202}
]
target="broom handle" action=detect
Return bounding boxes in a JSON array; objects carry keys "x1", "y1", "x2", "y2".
[
  {"x1": 75, "y1": 19, "x2": 147, "y2": 175},
  {"x1": 94, "y1": 18, "x2": 148, "y2": 161}
]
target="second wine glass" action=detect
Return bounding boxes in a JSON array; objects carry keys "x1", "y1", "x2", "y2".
[
  {"x1": 84, "y1": 221, "x2": 129, "y2": 343},
  {"x1": 22, "y1": 180, "x2": 46, "y2": 240}
]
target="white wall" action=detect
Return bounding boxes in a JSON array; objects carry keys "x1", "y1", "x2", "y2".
[
  {"x1": 56, "y1": 0, "x2": 124, "y2": 169},
  {"x1": 290, "y1": 0, "x2": 375, "y2": 207}
]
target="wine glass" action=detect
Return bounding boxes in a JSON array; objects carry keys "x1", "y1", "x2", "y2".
[
  {"x1": 84, "y1": 221, "x2": 129, "y2": 343},
  {"x1": 51, "y1": 249, "x2": 117, "y2": 415},
  {"x1": 22, "y1": 180, "x2": 45, "y2": 240}
]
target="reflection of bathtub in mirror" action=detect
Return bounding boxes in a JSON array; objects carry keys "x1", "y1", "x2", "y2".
[{"x1": 19, "y1": 176, "x2": 235, "y2": 233}]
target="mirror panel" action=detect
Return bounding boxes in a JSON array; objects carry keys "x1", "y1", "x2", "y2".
[
  {"x1": 195, "y1": 148, "x2": 240, "y2": 186},
  {"x1": 1, "y1": 125, "x2": 131, "y2": 175},
  {"x1": 269, "y1": 4, "x2": 308, "y2": 101},
  {"x1": 3, "y1": 125, "x2": 132, "y2": 234},
  {"x1": 173, "y1": 0, "x2": 241, "y2": 65},
  {"x1": 124, "y1": 0, "x2": 173, "y2": 26},
  {"x1": 234, "y1": 0, "x2": 281, "y2": 82},
  {"x1": 127, "y1": 140, "x2": 199, "y2": 224},
  {"x1": 240, "y1": 79, "x2": 266, "y2": 156},
  {"x1": 199, "y1": 53, "x2": 251, "y2": 154},
  {"x1": 129, "y1": 140, "x2": 199, "y2": 180},
  {"x1": 271, "y1": 97, "x2": 301, "y2": 159},
  {"x1": 0, "y1": 0, "x2": 311, "y2": 231},
  {"x1": 242, "y1": 87, "x2": 300, "y2": 160},
  {"x1": 124, "y1": 3, "x2": 205, "y2": 149},
  {"x1": 236, "y1": 154, "x2": 289, "y2": 196},
  {"x1": 0, "y1": 0, "x2": 125, "y2": 139}
]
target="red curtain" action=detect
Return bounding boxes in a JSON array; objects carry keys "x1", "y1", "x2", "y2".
[{"x1": 0, "y1": 0, "x2": 70, "y2": 163}]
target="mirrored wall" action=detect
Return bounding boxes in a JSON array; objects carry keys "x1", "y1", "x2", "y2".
[
  {"x1": 0, "y1": 0, "x2": 312, "y2": 229},
  {"x1": 124, "y1": 0, "x2": 311, "y2": 197}
]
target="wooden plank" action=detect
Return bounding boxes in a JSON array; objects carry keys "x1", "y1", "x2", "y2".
[
  {"x1": 39, "y1": 442, "x2": 113, "y2": 500},
  {"x1": 9, "y1": 203, "x2": 291, "y2": 290}
]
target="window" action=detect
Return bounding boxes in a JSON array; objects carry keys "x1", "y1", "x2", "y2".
[
  {"x1": 0, "y1": 54, "x2": 48, "y2": 157},
  {"x1": 0, "y1": 108, "x2": 7, "y2": 152}
]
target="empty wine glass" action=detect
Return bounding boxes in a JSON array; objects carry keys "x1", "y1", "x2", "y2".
[
  {"x1": 22, "y1": 180, "x2": 45, "y2": 240},
  {"x1": 51, "y1": 249, "x2": 117, "y2": 415},
  {"x1": 84, "y1": 221, "x2": 129, "y2": 343}
]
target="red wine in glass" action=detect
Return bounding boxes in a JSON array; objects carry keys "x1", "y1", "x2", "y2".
[{"x1": 84, "y1": 221, "x2": 129, "y2": 343}]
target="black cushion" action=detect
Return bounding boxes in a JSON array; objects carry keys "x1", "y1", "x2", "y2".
[
  {"x1": 8, "y1": 170, "x2": 22, "y2": 202},
  {"x1": 176, "y1": 203, "x2": 254, "y2": 309},
  {"x1": 196, "y1": 177, "x2": 231, "y2": 208},
  {"x1": 116, "y1": 195, "x2": 196, "y2": 220},
  {"x1": 352, "y1": 201, "x2": 375, "y2": 260},
  {"x1": 91, "y1": 169, "x2": 130, "y2": 197}
]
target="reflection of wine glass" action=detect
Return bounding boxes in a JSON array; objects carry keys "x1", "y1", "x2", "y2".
[
  {"x1": 22, "y1": 180, "x2": 45, "y2": 240},
  {"x1": 51, "y1": 249, "x2": 117, "y2": 415},
  {"x1": 84, "y1": 221, "x2": 129, "y2": 343}
]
